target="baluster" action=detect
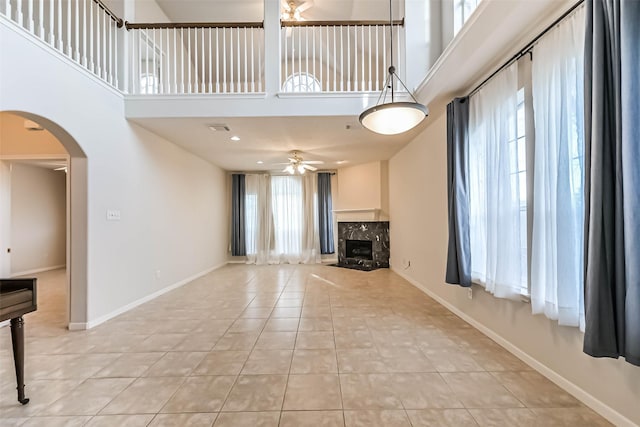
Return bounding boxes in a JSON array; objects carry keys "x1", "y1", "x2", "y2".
[
  {"x1": 312, "y1": 26, "x2": 315, "y2": 90},
  {"x1": 305, "y1": 26, "x2": 308, "y2": 85},
  {"x1": 250, "y1": 28, "x2": 254, "y2": 92},
  {"x1": 208, "y1": 28, "x2": 213, "y2": 93},
  {"x1": 367, "y1": 25, "x2": 371, "y2": 91},
  {"x1": 375, "y1": 25, "x2": 379, "y2": 91},
  {"x1": 222, "y1": 28, "x2": 227, "y2": 92},
  {"x1": 258, "y1": 28, "x2": 262, "y2": 92},
  {"x1": 102, "y1": 13, "x2": 106, "y2": 79},
  {"x1": 339, "y1": 26, "x2": 343, "y2": 91},
  {"x1": 152, "y1": 28, "x2": 157, "y2": 92},
  {"x1": 81, "y1": 0, "x2": 86, "y2": 65},
  {"x1": 16, "y1": 0, "x2": 22, "y2": 26},
  {"x1": 340, "y1": 26, "x2": 344, "y2": 92},
  {"x1": 88, "y1": 0, "x2": 93, "y2": 70},
  {"x1": 73, "y1": 0, "x2": 79, "y2": 59},
  {"x1": 57, "y1": 0, "x2": 63, "y2": 50},
  {"x1": 66, "y1": 0, "x2": 71, "y2": 55},
  {"x1": 38, "y1": 0, "x2": 44, "y2": 38},
  {"x1": 243, "y1": 27, "x2": 247, "y2": 93},
  {"x1": 180, "y1": 28, "x2": 185, "y2": 93},
  {"x1": 159, "y1": 29, "x2": 164, "y2": 93},
  {"x1": 283, "y1": 26, "x2": 287, "y2": 91},
  {"x1": 332, "y1": 25, "x2": 336, "y2": 92},
  {"x1": 346, "y1": 26, "x2": 350, "y2": 91},
  {"x1": 27, "y1": 0, "x2": 34, "y2": 32},
  {"x1": 114, "y1": 23, "x2": 118, "y2": 88},
  {"x1": 228, "y1": 28, "x2": 233, "y2": 93},
  {"x1": 382, "y1": 23, "x2": 386, "y2": 88},
  {"x1": 216, "y1": 28, "x2": 220, "y2": 92},
  {"x1": 96, "y1": 1, "x2": 101, "y2": 75},
  {"x1": 318, "y1": 26, "x2": 322, "y2": 91},
  {"x1": 192, "y1": 27, "x2": 197, "y2": 93},
  {"x1": 145, "y1": 29, "x2": 149, "y2": 93},
  {"x1": 5, "y1": 0, "x2": 11, "y2": 23},
  {"x1": 297, "y1": 27, "x2": 301, "y2": 86},
  {"x1": 108, "y1": 20, "x2": 113, "y2": 84},
  {"x1": 172, "y1": 29, "x2": 177, "y2": 93},
  {"x1": 354, "y1": 26, "x2": 358, "y2": 91},
  {"x1": 236, "y1": 27, "x2": 240, "y2": 93},
  {"x1": 202, "y1": 28, "x2": 206, "y2": 93}
]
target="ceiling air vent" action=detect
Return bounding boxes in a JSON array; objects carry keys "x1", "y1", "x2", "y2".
[{"x1": 208, "y1": 124, "x2": 230, "y2": 132}]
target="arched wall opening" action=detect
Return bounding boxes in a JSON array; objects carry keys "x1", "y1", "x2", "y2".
[{"x1": 0, "y1": 110, "x2": 88, "y2": 328}]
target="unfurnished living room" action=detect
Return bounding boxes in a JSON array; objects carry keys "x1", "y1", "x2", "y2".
[{"x1": 0, "y1": 0, "x2": 638, "y2": 426}]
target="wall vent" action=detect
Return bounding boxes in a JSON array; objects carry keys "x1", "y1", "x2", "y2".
[{"x1": 208, "y1": 124, "x2": 230, "y2": 132}]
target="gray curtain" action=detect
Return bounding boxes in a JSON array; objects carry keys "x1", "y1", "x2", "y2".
[
  {"x1": 318, "y1": 173, "x2": 335, "y2": 254},
  {"x1": 231, "y1": 174, "x2": 246, "y2": 257},
  {"x1": 583, "y1": 0, "x2": 640, "y2": 366},
  {"x1": 445, "y1": 97, "x2": 471, "y2": 287}
]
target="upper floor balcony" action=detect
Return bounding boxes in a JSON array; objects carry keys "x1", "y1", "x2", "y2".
[{"x1": 1, "y1": 0, "x2": 415, "y2": 119}]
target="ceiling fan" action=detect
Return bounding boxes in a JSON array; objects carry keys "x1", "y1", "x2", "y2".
[
  {"x1": 274, "y1": 151, "x2": 323, "y2": 175},
  {"x1": 281, "y1": 0, "x2": 314, "y2": 22}
]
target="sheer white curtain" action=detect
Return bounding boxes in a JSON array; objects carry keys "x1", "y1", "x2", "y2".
[
  {"x1": 301, "y1": 174, "x2": 321, "y2": 264},
  {"x1": 246, "y1": 174, "x2": 321, "y2": 265},
  {"x1": 469, "y1": 63, "x2": 524, "y2": 299},
  {"x1": 272, "y1": 175, "x2": 304, "y2": 263},
  {"x1": 531, "y1": 6, "x2": 585, "y2": 330},
  {"x1": 245, "y1": 174, "x2": 274, "y2": 265}
]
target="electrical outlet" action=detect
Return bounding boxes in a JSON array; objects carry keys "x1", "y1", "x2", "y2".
[{"x1": 467, "y1": 288, "x2": 473, "y2": 300}]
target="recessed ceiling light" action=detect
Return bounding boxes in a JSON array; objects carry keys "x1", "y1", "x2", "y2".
[
  {"x1": 257, "y1": 161, "x2": 264, "y2": 164},
  {"x1": 336, "y1": 160, "x2": 348, "y2": 165},
  {"x1": 230, "y1": 136, "x2": 240, "y2": 141}
]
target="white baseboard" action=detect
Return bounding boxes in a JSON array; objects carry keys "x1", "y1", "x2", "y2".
[
  {"x1": 10, "y1": 264, "x2": 66, "y2": 277},
  {"x1": 391, "y1": 267, "x2": 636, "y2": 427},
  {"x1": 69, "y1": 262, "x2": 227, "y2": 331}
]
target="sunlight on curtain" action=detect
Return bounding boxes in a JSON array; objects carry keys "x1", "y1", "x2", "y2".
[
  {"x1": 245, "y1": 174, "x2": 321, "y2": 265},
  {"x1": 531, "y1": 6, "x2": 585, "y2": 330},
  {"x1": 469, "y1": 62, "x2": 524, "y2": 300}
]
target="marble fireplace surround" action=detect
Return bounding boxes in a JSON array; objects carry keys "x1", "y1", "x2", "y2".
[{"x1": 337, "y1": 221, "x2": 390, "y2": 270}]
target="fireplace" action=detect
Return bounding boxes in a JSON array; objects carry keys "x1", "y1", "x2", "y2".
[
  {"x1": 346, "y1": 239, "x2": 373, "y2": 260},
  {"x1": 336, "y1": 222, "x2": 390, "y2": 271}
]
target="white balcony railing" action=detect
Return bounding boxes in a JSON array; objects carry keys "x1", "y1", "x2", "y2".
[
  {"x1": 281, "y1": 20, "x2": 405, "y2": 93},
  {"x1": 1, "y1": 0, "x2": 123, "y2": 88},
  {"x1": 1, "y1": 3, "x2": 406, "y2": 97},
  {"x1": 126, "y1": 23, "x2": 264, "y2": 95}
]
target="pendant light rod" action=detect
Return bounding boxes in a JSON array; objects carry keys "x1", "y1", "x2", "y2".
[{"x1": 389, "y1": 0, "x2": 394, "y2": 102}]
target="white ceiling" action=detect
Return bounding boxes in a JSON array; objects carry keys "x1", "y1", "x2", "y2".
[
  {"x1": 153, "y1": 0, "x2": 403, "y2": 23},
  {"x1": 131, "y1": 115, "x2": 428, "y2": 172}
]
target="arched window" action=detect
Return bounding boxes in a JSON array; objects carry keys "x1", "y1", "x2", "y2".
[{"x1": 282, "y1": 72, "x2": 322, "y2": 93}]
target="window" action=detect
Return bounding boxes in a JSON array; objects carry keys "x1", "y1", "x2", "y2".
[
  {"x1": 454, "y1": 0, "x2": 480, "y2": 35},
  {"x1": 140, "y1": 73, "x2": 158, "y2": 94},
  {"x1": 282, "y1": 72, "x2": 322, "y2": 93},
  {"x1": 511, "y1": 88, "x2": 528, "y2": 294}
]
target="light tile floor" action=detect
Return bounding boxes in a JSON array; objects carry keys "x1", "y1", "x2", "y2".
[{"x1": 0, "y1": 265, "x2": 612, "y2": 426}]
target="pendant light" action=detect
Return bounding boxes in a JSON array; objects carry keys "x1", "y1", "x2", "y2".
[{"x1": 359, "y1": 0, "x2": 428, "y2": 135}]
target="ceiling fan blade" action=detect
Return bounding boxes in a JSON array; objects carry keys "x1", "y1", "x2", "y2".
[
  {"x1": 272, "y1": 162, "x2": 291, "y2": 165},
  {"x1": 301, "y1": 160, "x2": 323, "y2": 165},
  {"x1": 303, "y1": 164, "x2": 318, "y2": 171},
  {"x1": 281, "y1": 0, "x2": 292, "y2": 12},
  {"x1": 297, "y1": 0, "x2": 314, "y2": 13}
]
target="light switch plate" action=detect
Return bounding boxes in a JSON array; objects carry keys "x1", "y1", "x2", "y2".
[{"x1": 106, "y1": 209, "x2": 121, "y2": 221}]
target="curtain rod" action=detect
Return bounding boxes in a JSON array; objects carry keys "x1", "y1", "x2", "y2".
[{"x1": 468, "y1": 0, "x2": 585, "y2": 98}]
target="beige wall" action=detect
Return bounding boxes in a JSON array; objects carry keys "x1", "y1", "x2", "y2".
[
  {"x1": 0, "y1": 112, "x2": 67, "y2": 156},
  {"x1": 10, "y1": 163, "x2": 66, "y2": 275},
  {"x1": 336, "y1": 161, "x2": 389, "y2": 215},
  {"x1": 388, "y1": 108, "x2": 640, "y2": 426}
]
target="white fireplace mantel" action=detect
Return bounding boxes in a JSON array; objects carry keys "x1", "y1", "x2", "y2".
[{"x1": 332, "y1": 208, "x2": 387, "y2": 222}]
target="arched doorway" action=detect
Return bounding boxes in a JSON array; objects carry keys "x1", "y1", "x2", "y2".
[{"x1": 0, "y1": 111, "x2": 88, "y2": 329}]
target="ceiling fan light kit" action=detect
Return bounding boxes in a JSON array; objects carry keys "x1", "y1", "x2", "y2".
[{"x1": 359, "y1": 0, "x2": 428, "y2": 135}]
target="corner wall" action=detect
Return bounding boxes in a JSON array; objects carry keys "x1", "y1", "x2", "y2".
[
  {"x1": 1, "y1": 19, "x2": 228, "y2": 327},
  {"x1": 388, "y1": 109, "x2": 640, "y2": 426}
]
